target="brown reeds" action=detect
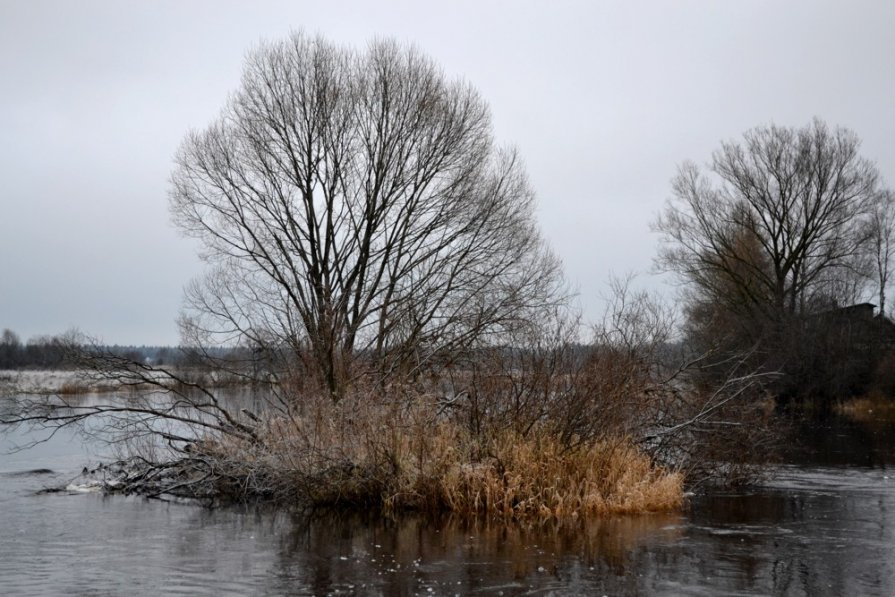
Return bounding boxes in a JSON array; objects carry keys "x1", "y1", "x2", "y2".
[
  {"x1": 188, "y1": 392, "x2": 683, "y2": 519},
  {"x1": 436, "y1": 433, "x2": 683, "y2": 518}
]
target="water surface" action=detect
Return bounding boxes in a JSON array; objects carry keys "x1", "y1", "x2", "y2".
[{"x1": 1, "y1": 397, "x2": 893, "y2": 595}]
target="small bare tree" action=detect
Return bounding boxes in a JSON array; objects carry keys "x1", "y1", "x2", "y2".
[
  {"x1": 869, "y1": 190, "x2": 895, "y2": 317},
  {"x1": 0, "y1": 329, "x2": 22, "y2": 369},
  {"x1": 170, "y1": 32, "x2": 563, "y2": 399}
]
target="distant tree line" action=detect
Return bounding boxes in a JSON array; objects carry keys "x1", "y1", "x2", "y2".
[
  {"x1": 1, "y1": 329, "x2": 70, "y2": 369},
  {"x1": 0, "y1": 328, "x2": 204, "y2": 370}
]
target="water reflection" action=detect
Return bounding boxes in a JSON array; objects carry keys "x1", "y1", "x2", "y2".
[
  {"x1": 788, "y1": 415, "x2": 895, "y2": 467},
  {"x1": 270, "y1": 511, "x2": 683, "y2": 595}
]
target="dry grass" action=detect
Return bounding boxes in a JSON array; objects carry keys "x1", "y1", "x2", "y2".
[
  {"x1": 192, "y1": 392, "x2": 683, "y2": 519},
  {"x1": 435, "y1": 433, "x2": 683, "y2": 518}
]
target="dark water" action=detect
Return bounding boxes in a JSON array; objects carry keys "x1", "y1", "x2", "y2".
[{"x1": 2, "y1": 400, "x2": 894, "y2": 596}]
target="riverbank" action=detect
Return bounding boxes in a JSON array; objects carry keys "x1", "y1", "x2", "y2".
[{"x1": 0, "y1": 370, "x2": 121, "y2": 394}]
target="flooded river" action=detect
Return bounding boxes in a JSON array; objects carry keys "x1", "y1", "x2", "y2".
[{"x1": 1, "y1": 399, "x2": 893, "y2": 595}]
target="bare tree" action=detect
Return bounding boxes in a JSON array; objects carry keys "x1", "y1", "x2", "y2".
[
  {"x1": 0, "y1": 329, "x2": 22, "y2": 369},
  {"x1": 869, "y1": 190, "x2": 895, "y2": 317},
  {"x1": 655, "y1": 119, "x2": 886, "y2": 407},
  {"x1": 170, "y1": 32, "x2": 563, "y2": 399},
  {"x1": 655, "y1": 118, "x2": 880, "y2": 321}
]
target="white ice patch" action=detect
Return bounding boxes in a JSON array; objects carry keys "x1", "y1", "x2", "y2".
[{"x1": 65, "y1": 480, "x2": 104, "y2": 493}]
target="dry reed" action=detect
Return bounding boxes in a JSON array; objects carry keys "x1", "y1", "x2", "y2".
[
  {"x1": 435, "y1": 432, "x2": 683, "y2": 518},
  {"x1": 193, "y1": 392, "x2": 683, "y2": 519}
]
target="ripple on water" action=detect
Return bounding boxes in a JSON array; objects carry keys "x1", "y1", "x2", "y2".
[{"x1": 767, "y1": 464, "x2": 893, "y2": 494}]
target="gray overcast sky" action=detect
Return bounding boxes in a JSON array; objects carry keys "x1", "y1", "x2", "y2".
[{"x1": 2, "y1": 0, "x2": 894, "y2": 345}]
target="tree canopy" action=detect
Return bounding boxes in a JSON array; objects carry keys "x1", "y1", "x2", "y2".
[
  {"x1": 656, "y1": 119, "x2": 882, "y2": 322},
  {"x1": 170, "y1": 32, "x2": 564, "y2": 397}
]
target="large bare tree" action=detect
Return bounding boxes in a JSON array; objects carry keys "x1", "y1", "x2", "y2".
[{"x1": 170, "y1": 33, "x2": 563, "y2": 398}]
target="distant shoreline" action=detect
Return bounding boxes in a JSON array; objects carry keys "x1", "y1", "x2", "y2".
[{"x1": 0, "y1": 368, "x2": 251, "y2": 395}]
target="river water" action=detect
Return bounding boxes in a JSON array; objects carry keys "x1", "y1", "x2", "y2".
[{"x1": 1, "y1": 397, "x2": 893, "y2": 596}]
